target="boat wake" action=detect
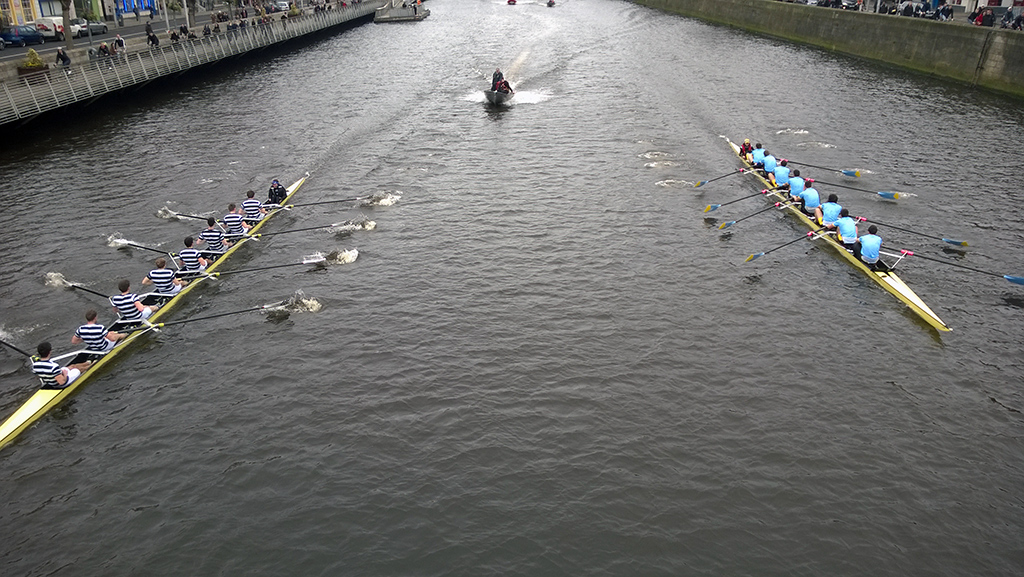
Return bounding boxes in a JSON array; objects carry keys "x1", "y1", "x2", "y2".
[
  {"x1": 776, "y1": 128, "x2": 809, "y2": 135},
  {"x1": 645, "y1": 161, "x2": 677, "y2": 168},
  {"x1": 794, "y1": 141, "x2": 836, "y2": 149},
  {"x1": 656, "y1": 179, "x2": 693, "y2": 187},
  {"x1": 362, "y1": 191, "x2": 401, "y2": 206}
]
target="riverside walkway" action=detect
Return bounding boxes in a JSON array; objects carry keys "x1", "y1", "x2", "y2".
[{"x1": 0, "y1": 2, "x2": 382, "y2": 128}]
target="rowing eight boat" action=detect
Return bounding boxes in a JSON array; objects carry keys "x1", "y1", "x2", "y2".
[
  {"x1": 0, "y1": 176, "x2": 308, "y2": 451},
  {"x1": 726, "y1": 140, "x2": 950, "y2": 332}
]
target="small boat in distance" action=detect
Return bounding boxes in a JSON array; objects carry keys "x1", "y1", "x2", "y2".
[
  {"x1": 548, "y1": 0, "x2": 555, "y2": 6},
  {"x1": 485, "y1": 89, "x2": 514, "y2": 105},
  {"x1": 508, "y1": 0, "x2": 516, "y2": 4},
  {"x1": 486, "y1": 68, "x2": 515, "y2": 105}
]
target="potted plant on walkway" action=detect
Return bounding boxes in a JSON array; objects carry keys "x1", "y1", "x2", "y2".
[{"x1": 17, "y1": 49, "x2": 49, "y2": 78}]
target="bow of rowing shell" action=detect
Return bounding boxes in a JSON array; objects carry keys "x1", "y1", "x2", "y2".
[
  {"x1": 0, "y1": 176, "x2": 307, "y2": 451},
  {"x1": 725, "y1": 140, "x2": 950, "y2": 333}
]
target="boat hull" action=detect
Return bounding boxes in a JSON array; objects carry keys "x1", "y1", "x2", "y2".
[
  {"x1": 727, "y1": 140, "x2": 949, "y2": 332},
  {"x1": 485, "y1": 90, "x2": 513, "y2": 105},
  {"x1": 0, "y1": 177, "x2": 308, "y2": 450}
]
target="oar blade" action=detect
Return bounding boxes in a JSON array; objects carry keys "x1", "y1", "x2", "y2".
[
  {"x1": 704, "y1": 204, "x2": 721, "y2": 213},
  {"x1": 941, "y1": 238, "x2": 968, "y2": 247},
  {"x1": 694, "y1": 181, "x2": 707, "y2": 188},
  {"x1": 718, "y1": 221, "x2": 736, "y2": 230},
  {"x1": 745, "y1": 252, "x2": 765, "y2": 263},
  {"x1": 877, "y1": 191, "x2": 899, "y2": 200},
  {"x1": 1004, "y1": 275, "x2": 1024, "y2": 286},
  {"x1": 841, "y1": 169, "x2": 861, "y2": 177}
]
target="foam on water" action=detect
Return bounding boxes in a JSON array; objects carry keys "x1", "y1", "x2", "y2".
[
  {"x1": 326, "y1": 248, "x2": 359, "y2": 265},
  {"x1": 364, "y1": 192, "x2": 401, "y2": 206},
  {"x1": 44, "y1": 272, "x2": 71, "y2": 288},
  {"x1": 284, "y1": 289, "x2": 323, "y2": 313},
  {"x1": 656, "y1": 179, "x2": 692, "y2": 187},
  {"x1": 645, "y1": 161, "x2": 677, "y2": 168}
]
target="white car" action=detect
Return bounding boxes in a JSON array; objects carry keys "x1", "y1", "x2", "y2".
[
  {"x1": 275, "y1": 1, "x2": 291, "y2": 11},
  {"x1": 32, "y1": 16, "x2": 81, "y2": 41}
]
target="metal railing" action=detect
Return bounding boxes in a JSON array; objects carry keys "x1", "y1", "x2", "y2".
[{"x1": 0, "y1": 2, "x2": 381, "y2": 127}]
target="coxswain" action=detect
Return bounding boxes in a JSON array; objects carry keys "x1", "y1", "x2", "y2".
[
  {"x1": 834, "y1": 208, "x2": 858, "y2": 251},
  {"x1": 72, "y1": 309, "x2": 126, "y2": 352},
  {"x1": 762, "y1": 150, "x2": 777, "y2": 176},
  {"x1": 222, "y1": 203, "x2": 251, "y2": 236},
  {"x1": 796, "y1": 180, "x2": 821, "y2": 218},
  {"x1": 738, "y1": 139, "x2": 754, "y2": 160},
  {"x1": 771, "y1": 159, "x2": 791, "y2": 189},
  {"x1": 817, "y1": 193, "x2": 842, "y2": 229},
  {"x1": 854, "y1": 224, "x2": 888, "y2": 271},
  {"x1": 750, "y1": 143, "x2": 766, "y2": 168},
  {"x1": 196, "y1": 217, "x2": 230, "y2": 252},
  {"x1": 267, "y1": 179, "x2": 288, "y2": 205},
  {"x1": 32, "y1": 342, "x2": 91, "y2": 389},
  {"x1": 177, "y1": 236, "x2": 208, "y2": 272},
  {"x1": 241, "y1": 190, "x2": 266, "y2": 221},
  {"x1": 142, "y1": 257, "x2": 183, "y2": 295},
  {"x1": 111, "y1": 279, "x2": 159, "y2": 321},
  {"x1": 492, "y1": 68, "x2": 503, "y2": 91},
  {"x1": 786, "y1": 169, "x2": 805, "y2": 199}
]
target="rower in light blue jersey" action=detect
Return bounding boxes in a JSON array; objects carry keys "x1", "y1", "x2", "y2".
[
  {"x1": 834, "y1": 208, "x2": 858, "y2": 251},
  {"x1": 771, "y1": 159, "x2": 791, "y2": 189},
  {"x1": 854, "y1": 225, "x2": 888, "y2": 271},
  {"x1": 142, "y1": 258, "x2": 182, "y2": 295},
  {"x1": 750, "y1": 143, "x2": 766, "y2": 168},
  {"x1": 177, "y1": 236, "x2": 208, "y2": 272},
  {"x1": 242, "y1": 190, "x2": 266, "y2": 221},
  {"x1": 110, "y1": 279, "x2": 158, "y2": 321},
  {"x1": 72, "y1": 309, "x2": 126, "y2": 352},
  {"x1": 197, "y1": 217, "x2": 230, "y2": 253},
  {"x1": 787, "y1": 170, "x2": 805, "y2": 198},
  {"x1": 762, "y1": 151, "x2": 777, "y2": 175},
  {"x1": 796, "y1": 182, "x2": 820, "y2": 217},
  {"x1": 32, "y1": 342, "x2": 91, "y2": 389},
  {"x1": 223, "y1": 204, "x2": 250, "y2": 237},
  {"x1": 817, "y1": 193, "x2": 842, "y2": 229}
]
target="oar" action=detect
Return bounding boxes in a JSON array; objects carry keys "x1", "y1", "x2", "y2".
[
  {"x1": 117, "y1": 241, "x2": 177, "y2": 257},
  {"x1": 168, "y1": 211, "x2": 209, "y2": 221},
  {"x1": 786, "y1": 160, "x2": 861, "y2": 177},
  {"x1": 283, "y1": 194, "x2": 372, "y2": 209},
  {"x1": 810, "y1": 179, "x2": 899, "y2": 200},
  {"x1": 248, "y1": 222, "x2": 351, "y2": 239},
  {"x1": 69, "y1": 283, "x2": 111, "y2": 300},
  {"x1": 694, "y1": 168, "x2": 754, "y2": 188},
  {"x1": 205, "y1": 255, "x2": 326, "y2": 278},
  {"x1": 719, "y1": 202, "x2": 794, "y2": 230},
  {"x1": 745, "y1": 229, "x2": 825, "y2": 262},
  {"x1": 855, "y1": 217, "x2": 968, "y2": 247},
  {"x1": 704, "y1": 189, "x2": 774, "y2": 213},
  {"x1": 0, "y1": 339, "x2": 32, "y2": 358},
  {"x1": 152, "y1": 301, "x2": 287, "y2": 328},
  {"x1": 893, "y1": 250, "x2": 1024, "y2": 286}
]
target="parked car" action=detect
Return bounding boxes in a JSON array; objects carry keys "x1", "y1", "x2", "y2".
[
  {"x1": 70, "y1": 18, "x2": 108, "y2": 37},
  {"x1": 275, "y1": 1, "x2": 291, "y2": 12},
  {"x1": 1, "y1": 25, "x2": 46, "y2": 47},
  {"x1": 32, "y1": 16, "x2": 81, "y2": 41}
]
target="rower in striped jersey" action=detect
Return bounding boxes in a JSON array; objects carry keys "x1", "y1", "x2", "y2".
[
  {"x1": 242, "y1": 190, "x2": 266, "y2": 222},
  {"x1": 223, "y1": 203, "x2": 251, "y2": 237},
  {"x1": 110, "y1": 279, "x2": 158, "y2": 321},
  {"x1": 177, "y1": 236, "x2": 208, "y2": 273},
  {"x1": 142, "y1": 257, "x2": 183, "y2": 295},
  {"x1": 32, "y1": 342, "x2": 91, "y2": 389},
  {"x1": 196, "y1": 217, "x2": 230, "y2": 253},
  {"x1": 72, "y1": 309, "x2": 126, "y2": 352}
]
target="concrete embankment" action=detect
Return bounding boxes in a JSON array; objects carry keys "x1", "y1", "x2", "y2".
[{"x1": 631, "y1": 0, "x2": 1024, "y2": 98}]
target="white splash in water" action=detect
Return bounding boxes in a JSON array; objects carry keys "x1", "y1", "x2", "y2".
[
  {"x1": 327, "y1": 248, "x2": 359, "y2": 265},
  {"x1": 644, "y1": 161, "x2": 677, "y2": 168},
  {"x1": 286, "y1": 290, "x2": 322, "y2": 313},
  {"x1": 156, "y1": 206, "x2": 181, "y2": 220},
  {"x1": 107, "y1": 233, "x2": 131, "y2": 248},
  {"x1": 776, "y1": 128, "x2": 810, "y2": 135},
  {"x1": 794, "y1": 141, "x2": 836, "y2": 149},
  {"x1": 364, "y1": 192, "x2": 401, "y2": 206},
  {"x1": 656, "y1": 179, "x2": 692, "y2": 187},
  {"x1": 639, "y1": 151, "x2": 671, "y2": 159},
  {"x1": 44, "y1": 272, "x2": 71, "y2": 288}
]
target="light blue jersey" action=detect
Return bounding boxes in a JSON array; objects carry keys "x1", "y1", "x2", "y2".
[
  {"x1": 835, "y1": 216, "x2": 858, "y2": 245},
  {"x1": 820, "y1": 202, "x2": 842, "y2": 225},
  {"x1": 799, "y1": 186, "x2": 820, "y2": 211},
  {"x1": 788, "y1": 176, "x2": 805, "y2": 196},
  {"x1": 859, "y1": 233, "x2": 882, "y2": 263},
  {"x1": 763, "y1": 155, "x2": 777, "y2": 173},
  {"x1": 751, "y1": 148, "x2": 766, "y2": 164},
  {"x1": 773, "y1": 165, "x2": 790, "y2": 187}
]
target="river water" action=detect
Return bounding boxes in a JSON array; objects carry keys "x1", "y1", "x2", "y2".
[{"x1": 1, "y1": 1, "x2": 1022, "y2": 575}]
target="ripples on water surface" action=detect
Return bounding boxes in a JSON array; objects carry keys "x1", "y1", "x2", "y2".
[{"x1": 1, "y1": 1, "x2": 1022, "y2": 575}]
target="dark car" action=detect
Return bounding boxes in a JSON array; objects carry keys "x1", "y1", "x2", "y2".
[
  {"x1": 71, "y1": 18, "x2": 108, "y2": 37},
  {"x1": 1, "y1": 25, "x2": 46, "y2": 47}
]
